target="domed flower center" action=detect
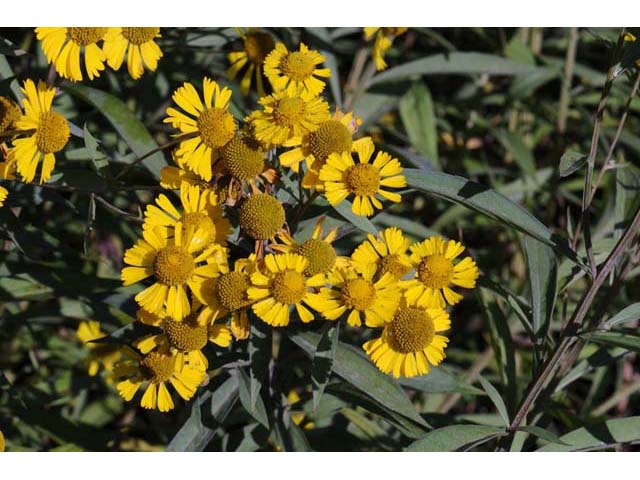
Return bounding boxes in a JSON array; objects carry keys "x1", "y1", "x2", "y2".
[
  {"x1": 389, "y1": 307, "x2": 435, "y2": 353},
  {"x1": 272, "y1": 269, "x2": 307, "y2": 304},
  {"x1": 345, "y1": 163, "x2": 380, "y2": 196},
  {"x1": 281, "y1": 51, "x2": 316, "y2": 81},
  {"x1": 341, "y1": 278, "x2": 376, "y2": 311},
  {"x1": 154, "y1": 245, "x2": 195, "y2": 286},
  {"x1": 239, "y1": 194, "x2": 285, "y2": 240},
  {"x1": 36, "y1": 111, "x2": 70, "y2": 153},
  {"x1": 216, "y1": 271, "x2": 251, "y2": 311},
  {"x1": 140, "y1": 351, "x2": 176, "y2": 383},
  {"x1": 308, "y1": 120, "x2": 352, "y2": 163},
  {"x1": 376, "y1": 254, "x2": 411, "y2": 280},
  {"x1": 296, "y1": 238, "x2": 336, "y2": 276},
  {"x1": 198, "y1": 107, "x2": 237, "y2": 149},
  {"x1": 66, "y1": 27, "x2": 107, "y2": 45},
  {"x1": 121, "y1": 27, "x2": 159, "y2": 45},
  {"x1": 221, "y1": 135, "x2": 265, "y2": 181},
  {"x1": 244, "y1": 32, "x2": 275, "y2": 64},
  {"x1": 163, "y1": 316, "x2": 208, "y2": 352},
  {"x1": 182, "y1": 212, "x2": 216, "y2": 244},
  {"x1": 274, "y1": 96, "x2": 306, "y2": 127},
  {"x1": 0, "y1": 96, "x2": 21, "y2": 134},
  {"x1": 417, "y1": 255, "x2": 454, "y2": 289}
]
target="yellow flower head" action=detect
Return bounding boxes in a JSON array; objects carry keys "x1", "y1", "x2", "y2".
[
  {"x1": 264, "y1": 42, "x2": 331, "y2": 100},
  {"x1": 249, "y1": 91, "x2": 330, "y2": 148},
  {"x1": 103, "y1": 27, "x2": 163, "y2": 80},
  {"x1": 0, "y1": 95, "x2": 21, "y2": 134},
  {"x1": 270, "y1": 216, "x2": 348, "y2": 277},
  {"x1": 113, "y1": 346, "x2": 205, "y2": 412},
  {"x1": 0, "y1": 186, "x2": 7, "y2": 208},
  {"x1": 8, "y1": 79, "x2": 70, "y2": 184},
  {"x1": 363, "y1": 295, "x2": 450, "y2": 378},
  {"x1": 351, "y1": 227, "x2": 412, "y2": 281},
  {"x1": 320, "y1": 141, "x2": 406, "y2": 217},
  {"x1": 247, "y1": 253, "x2": 326, "y2": 327},
  {"x1": 227, "y1": 29, "x2": 276, "y2": 96},
  {"x1": 164, "y1": 78, "x2": 237, "y2": 181},
  {"x1": 315, "y1": 263, "x2": 401, "y2": 328},
  {"x1": 143, "y1": 183, "x2": 231, "y2": 248},
  {"x1": 404, "y1": 236, "x2": 480, "y2": 309},
  {"x1": 121, "y1": 223, "x2": 228, "y2": 321},
  {"x1": 220, "y1": 131, "x2": 266, "y2": 182},
  {"x1": 36, "y1": 27, "x2": 108, "y2": 81},
  {"x1": 239, "y1": 193, "x2": 286, "y2": 240},
  {"x1": 364, "y1": 27, "x2": 408, "y2": 71},
  {"x1": 76, "y1": 320, "x2": 122, "y2": 377}
]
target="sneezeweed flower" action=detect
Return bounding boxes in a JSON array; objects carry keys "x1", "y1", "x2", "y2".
[
  {"x1": 0, "y1": 186, "x2": 7, "y2": 208},
  {"x1": 247, "y1": 253, "x2": 326, "y2": 326},
  {"x1": 363, "y1": 27, "x2": 408, "y2": 71},
  {"x1": 76, "y1": 321, "x2": 122, "y2": 376},
  {"x1": 351, "y1": 227, "x2": 412, "y2": 281},
  {"x1": 227, "y1": 29, "x2": 276, "y2": 97},
  {"x1": 164, "y1": 78, "x2": 237, "y2": 181},
  {"x1": 103, "y1": 27, "x2": 163, "y2": 80},
  {"x1": 121, "y1": 223, "x2": 228, "y2": 321},
  {"x1": 35, "y1": 27, "x2": 107, "y2": 81},
  {"x1": 143, "y1": 183, "x2": 231, "y2": 247},
  {"x1": 114, "y1": 346, "x2": 205, "y2": 412},
  {"x1": 238, "y1": 193, "x2": 286, "y2": 241},
  {"x1": 363, "y1": 296, "x2": 450, "y2": 378},
  {"x1": 0, "y1": 161, "x2": 16, "y2": 208},
  {"x1": 8, "y1": 79, "x2": 70, "y2": 184},
  {"x1": 249, "y1": 91, "x2": 330, "y2": 148},
  {"x1": 270, "y1": 216, "x2": 348, "y2": 277},
  {"x1": 320, "y1": 141, "x2": 406, "y2": 217},
  {"x1": 404, "y1": 236, "x2": 480, "y2": 309},
  {"x1": 0, "y1": 96, "x2": 21, "y2": 134},
  {"x1": 264, "y1": 42, "x2": 331, "y2": 100},
  {"x1": 315, "y1": 264, "x2": 400, "y2": 327}
]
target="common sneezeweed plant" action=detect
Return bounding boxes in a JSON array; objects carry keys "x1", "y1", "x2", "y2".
[{"x1": 4, "y1": 27, "x2": 640, "y2": 453}]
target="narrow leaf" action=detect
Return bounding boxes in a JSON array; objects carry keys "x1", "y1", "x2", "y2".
[
  {"x1": 406, "y1": 425, "x2": 505, "y2": 452},
  {"x1": 311, "y1": 322, "x2": 340, "y2": 410},
  {"x1": 559, "y1": 150, "x2": 587, "y2": 177},
  {"x1": 236, "y1": 368, "x2": 270, "y2": 429},
  {"x1": 398, "y1": 81, "x2": 439, "y2": 168},
  {"x1": 604, "y1": 303, "x2": 640, "y2": 328},
  {"x1": 477, "y1": 376, "x2": 510, "y2": 428},
  {"x1": 537, "y1": 417, "x2": 640, "y2": 451}
]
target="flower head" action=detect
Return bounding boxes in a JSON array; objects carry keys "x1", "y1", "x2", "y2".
[
  {"x1": 320, "y1": 141, "x2": 406, "y2": 217},
  {"x1": 36, "y1": 27, "x2": 107, "y2": 81},
  {"x1": 351, "y1": 227, "x2": 412, "y2": 281},
  {"x1": 238, "y1": 193, "x2": 286, "y2": 240},
  {"x1": 0, "y1": 95, "x2": 21, "y2": 134},
  {"x1": 363, "y1": 296, "x2": 450, "y2": 378},
  {"x1": 103, "y1": 27, "x2": 163, "y2": 80},
  {"x1": 76, "y1": 321, "x2": 122, "y2": 377},
  {"x1": 364, "y1": 27, "x2": 408, "y2": 71},
  {"x1": 227, "y1": 29, "x2": 276, "y2": 96},
  {"x1": 264, "y1": 42, "x2": 331, "y2": 100},
  {"x1": 8, "y1": 79, "x2": 70, "y2": 184},
  {"x1": 404, "y1": 236, "x2": 479, "y2": 308},
  {"x1": 164, "y1": 78, "x2": 237, "y2": 181}
]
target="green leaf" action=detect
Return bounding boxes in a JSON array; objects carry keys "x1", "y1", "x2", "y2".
[
  {"x1": 237, "y1": 368, "x2": 270, "y2": 429},
  {"x1": 166, "y1": 395, "x2": 213, "y2": 452},
  {"x1": 582, "y1": 330, "x2": 640, "y2": 353},
  {"x1": 537, "y1": 417, "x2": 640, "y2": 451},
  {"x1": 64, "y1": 83, "x2": 167, "y2": 179},
  {"x1": 517, "y1": 426, "x2": 570, "y2": 446},
  {"x1": 477, "y1": 376, "x2": 510, "y2": 428},
  {"x1": 332, "y1": 200, "x2": 378, "y2": 236},
  {"x1": 398, "y1": 81, "x2": 439, "y2": 168},
  {"x1": 559, "y1": 150, "x2": 587, "y2": 177},
  {"x1": 369, "y1": 52, "x2": 542, "y2": 86},
  {"x1": 311, "y1": 322, "x2": 340, "y2": 411},
  {"x1": 288, "y1": 330, "x2": 428, "y2": 428},
  {"x1": 604, "y1": 303, "x2": 640, "y2": 328},
  {"x1": 83, "y1": 123, "x2": 110, "y2": 174},
  {"x1": 249, "y1": 319, "x2": 271, "y2": 410},
  {"x1": 495, "y1": 129, "x2": 536, "y2": 177},
  {"x1": 0, "y1": 37, "x2": 27, "y2": 56},
  {"x1": 399, "y1": 367, "x2": 483, "y2": 395},
  {"x1": 210, "y1": 375, "x2": 240, "y2": 423},
  {"x1": 406, "y1": 424, "x2": 505, "y2": 452}
]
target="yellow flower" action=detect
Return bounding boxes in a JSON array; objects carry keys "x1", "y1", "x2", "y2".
[
  {"x1": 227, "y1": 29, "x2": 275, "y2": 96},
  {"x1": 320, "y1": 141, "x2": 406, "y2": 217},
  {"x1": 351, "y1": 227, "x2": 412, "y2": 281},
  {"x1": 270, "y1": 216, "x2": 348, "y2": 277},
  {"x1": 76, "y1": 320, "x2": 122, "y2": 376},
  {"x1": 0, "y1": 430, "x2": 4, "y2": 452},
  {"x1": 164, "y1": 78, "x2": 237, "y2": 181},
  {"x1": 279, "y1": 109, "x2": 372, "y2": 181},
  {"x1": 0, "y1": 186, "x2": 7, "y2": 208},
  {"x1": 8, "y1": 79, "x2": 70, "y2": 184},
  {"x1": 264, "y1": 42, "x2": 331, "y2": 100},
  {"x1": 315, "y1": 263, "x2": 400, "y2": 327},
  {"x1": 121, "y1": 222, "x2": 228, "y2": 321},
  {"x1": 0, "y1": 95, "x2": 21, "y2": 134},
  {"x1": 238, "y1": 193, "x2": 286, "y2": 240},
  {"x1": 249, "y1": 91, "x2": 330, "y2": 148},
  {"x1": 363, "y1": 296, "x2": 450, "y2": 378},
  {"x1": 404, "y1": 236, "x2": 480, "y2": 308},
  {"x1": 143, "y1": 183, "x2": 231, "y2": 247},
  {"x1": 220, "y1": 128, "x2": 277, "y2": 189},
  {"x1": 247, "y1": 253, "x2": 326, "y2": 327},
  {"x1": 364, "y1": 27, "x2": 408, "y2": 71},
  {"x1": 0, "y1": 160, "x2": 16, "y2": 208},
  {"x1": 113, "y1": 346, "x2": 205, "y2": 412},
  {"x1": 103, "y1": 27, "x2": 163, "y2": 80},
  {"x1": 194, "y1": 255, "x2": 259, "y2": 340},
  {"x1": 35, "y1": 27, "x2": 107, "y2": 81}
]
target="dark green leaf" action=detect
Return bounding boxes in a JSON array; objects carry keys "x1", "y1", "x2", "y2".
[
  {"x1": 237, "y1": 368, "x2": 270, "y2": 429},
  {"x1": 399, "y1": 81, "x2": 439, "y2": 168},
  {"x1": 166, "y1": 395, "x2": 213, "y2": 452},
  {"x1": 332, "y1": 200, "x2": 378, "y2": 236},
  {"x1": 517, "y1": 425, "x2": 570, "y2": 446},
  {"x1": 249, "y1": 319, "x2": 271, "y2": 410},
  {"x1": 477, "y1": 376, "x2": 510, "y2": 428},
  {"x1": 537, "y1": 417, "x2": 640, "y2": 451},
  {"x1": 604, "y1": 303, "x2": 640, "y2": 328},
  {"x1": 559, "y1": 150, "x2": 587, "y2": 177},
  {"x1": 582, "y1": 330, "x2": 640, "y2": 353},
  {"x1": 311, "y1": 322, "x2": 340, "y2": 411},
  {"x1": 406, "y1": 424, "x2": 505, "y2": 452},
  {"x1": 399, "y1": 367, "x2": 483, "y2": 395}
]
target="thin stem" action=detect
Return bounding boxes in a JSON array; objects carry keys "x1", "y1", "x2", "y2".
[
  {"x1": 557, "y1": 27, "x2": 579, "y2": 134},
  {"x1": 94, "y1": 195, "x2": 144, "y2": 223}
]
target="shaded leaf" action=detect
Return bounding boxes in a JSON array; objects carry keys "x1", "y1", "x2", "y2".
[
  {"x1": 311, "y1": 322, "x2": 340, "y2": 411},
  {"x1": 236, "y1": 368, "x2": 270, "y2": 429},
  {"x1": 582, "y1": 330, "x2": 640, "y2": 353},
  {"x1": 332, "y1": 199, "x2": 378, "y2": 235},
  {"x1": 604, "y1": 303, "x2": 640, "y2": 328},
  {"x1": 477, "y1": 376, "x2": 510, "y2": 428},
  {"x1": 399, "y1": 367, "x2": 483, "y2": 395},
  {"x1": 517, "y1": 425, "x2": 570, "y2": 446},
  {"x1": 559, "y1": 150, "x2": 587, "y2": 177},
  {"x1": 537, "y1": 417, "x2": 640, "y2": 451},
  {"x1": 399, "y1": 81, "x2": 439, "y2": 168},
  {"x1": 406, "y1": 424, "x2": 505, "y2": 452}
]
